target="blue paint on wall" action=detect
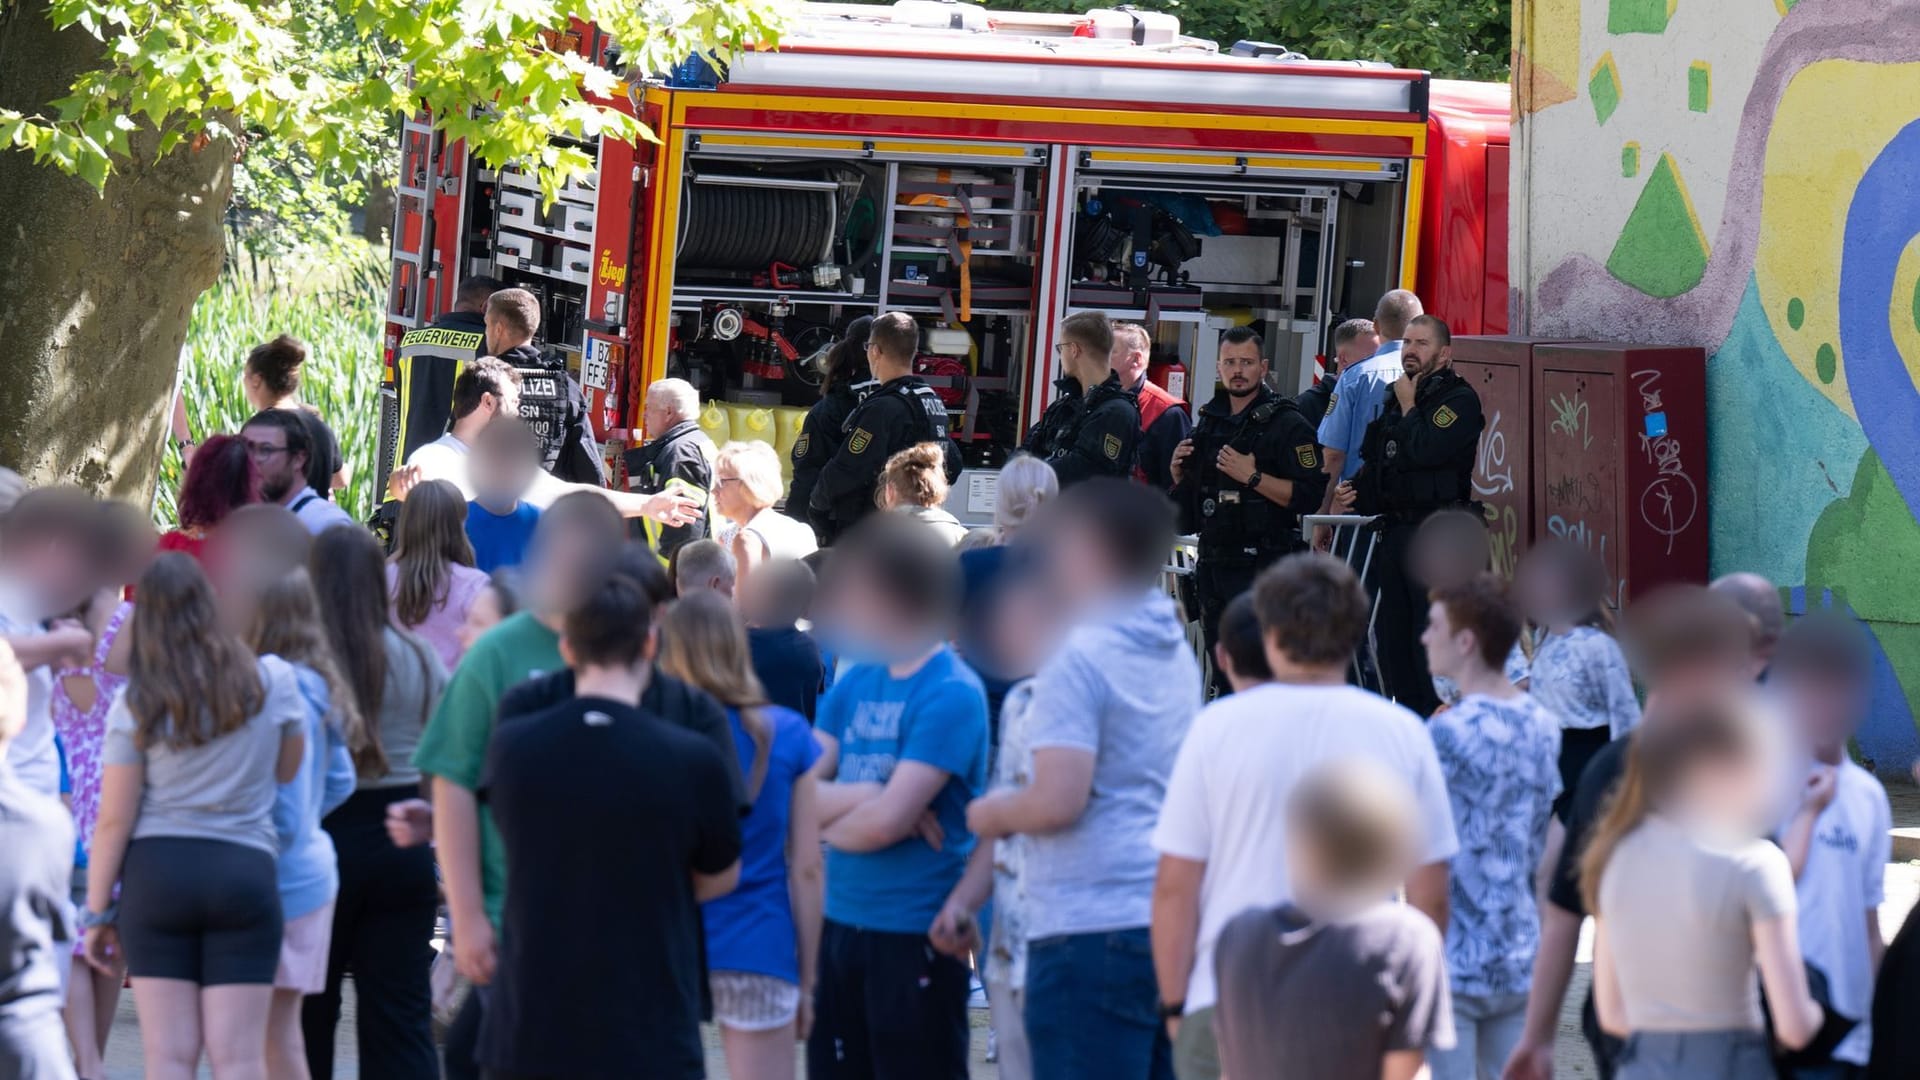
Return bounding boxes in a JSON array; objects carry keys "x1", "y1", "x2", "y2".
[
  {"x1": 1788, "y1": 588, "x2": 1920, "y2": 777},
  {"x1": 1838, "y1": 118, "x2": 1920, "y2": 523}
]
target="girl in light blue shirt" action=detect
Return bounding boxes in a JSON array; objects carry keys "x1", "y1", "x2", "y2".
[{"x1": 244, "y1": 568, "x2": 357, "y2": 1077}]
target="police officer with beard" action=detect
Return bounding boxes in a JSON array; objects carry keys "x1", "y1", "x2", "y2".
[
  {"x1": 1022, "y1": 311, "x2": 1140, "y2": 488},
  {"x1": 1342, "y1": 314, "x2": 1484, "y2": 715},
  {"x1": 1171, "y1": 326, "x2": 1328, "y2": 696},
  {"x1": 808, "y1": 312, "x2": 961, "y2": 543}
]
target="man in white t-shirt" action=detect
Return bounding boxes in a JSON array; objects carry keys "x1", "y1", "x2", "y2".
[
  {"x1": 0, "y1": 487, "x2": 104, "y2": 799},
  {"x1": 390, "y1": 357, "x2": 698, "y2": 526},
  {"x1": 1151, "y1": 552, "x2": 1457, "y2": 1080},
  {"x1": 398, "y1": 355, "x2": 520, "y2": 500},
  {"x1": 1775, "y1": 612, "x2": 1892, "y2": 1073}
]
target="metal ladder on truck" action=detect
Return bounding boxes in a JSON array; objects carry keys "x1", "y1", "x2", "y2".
[{"x1": 375, "y1": 113, "x2": 452, "y2": 508}]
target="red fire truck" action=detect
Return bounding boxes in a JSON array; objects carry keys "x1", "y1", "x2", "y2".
[{"x1": 377, "y1": 0, "x2": 1510, "y2": 515}]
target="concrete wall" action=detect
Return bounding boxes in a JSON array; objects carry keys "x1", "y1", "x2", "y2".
[{"x1": 1512, "y1": 0, "x2": 1920, "y2": 774}]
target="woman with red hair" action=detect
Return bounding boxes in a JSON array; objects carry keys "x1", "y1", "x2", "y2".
[{"x1": 159, "y1": 433, "x2": 258, "y2": 564}]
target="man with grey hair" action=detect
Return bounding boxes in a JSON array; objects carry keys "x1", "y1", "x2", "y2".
[
  {"x1": 673, "y1": 538, "x2": 736, "y2": 598},
  {"x1": 1710, "y1": 571, "x2": 1787, "y2": 674},
  {"x1": 625, "y1": 377, "x2": 714, "y2": 558},
  {"x1": 1314, "y1": 292, "x2": 1423, "y2": 549}
]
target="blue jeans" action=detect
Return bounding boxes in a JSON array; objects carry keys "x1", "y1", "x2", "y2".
[{"x1": 1024, "y1": 929, "x2": 1174, "y2": 1080}]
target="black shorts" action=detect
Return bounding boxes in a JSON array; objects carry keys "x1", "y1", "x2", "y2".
[
  {"x1": 119, "y1": 837, "x2": 283, "y2": 985},
  {"x1": 806, "y1": 920, "x2": 969, "y2": 1080}
]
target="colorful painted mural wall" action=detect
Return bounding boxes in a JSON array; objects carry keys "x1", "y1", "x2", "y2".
[{"x1": 1511, "y1": 0, "x2": 1920, "y2": 774}]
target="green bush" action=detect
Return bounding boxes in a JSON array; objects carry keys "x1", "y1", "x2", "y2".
[{"x1": 156, "y1": 271, "x2": 383, "y2": 526}]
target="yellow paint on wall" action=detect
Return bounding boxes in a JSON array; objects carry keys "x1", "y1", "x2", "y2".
[
  {"x1": 1753, "y1": 60, "x2": 1920, "y2": 416},
  {"x1": 1515, "y1": 0, "x2": 1582, "y2": 114},
  {"x1": 1890, "y1": 236, "x2": 1920, "y2": 399}
]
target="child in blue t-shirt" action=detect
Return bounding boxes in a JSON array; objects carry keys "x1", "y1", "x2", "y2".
[
  {"x1": 466, "y1": 416, "x2": 543, "y2": 573},
  {"x1": 466, "y1": 500, "x2": 540, "y2": 574},
  {"x1": 741, "y1": 558, "x2": 830, "y2": 722},
  {"x1": 806, "y1": 516, "x2": 988, "y2": 1080}
]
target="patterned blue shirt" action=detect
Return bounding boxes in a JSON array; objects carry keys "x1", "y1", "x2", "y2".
[
  {"x1": 1505, "y1": 626, "x2": 1641, "y2": 737},
  {"x1": 1430, "y1": 692, "x2": 1562, "y2": 996}
]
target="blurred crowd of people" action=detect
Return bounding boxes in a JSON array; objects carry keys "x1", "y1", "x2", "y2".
[{"x1": 2, "y1": 294, "x2": 1920, "y2": 1080}]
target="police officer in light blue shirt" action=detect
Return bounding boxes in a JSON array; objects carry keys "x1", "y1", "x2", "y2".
[{"x1": 1312, "y1": 289, "x2": 1423, "y2": 548}]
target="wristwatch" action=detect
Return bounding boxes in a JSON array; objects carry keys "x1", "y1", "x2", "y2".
[
  {"x1": 80, "y1": 904, "x2": 117, "y2": 930},
  {"x1": 1156, "y1": 998, "x2": 1186, "y2": 1021},
  {"x1": 1245, "y1": 469, "x2": 1263, "y2": 489}
]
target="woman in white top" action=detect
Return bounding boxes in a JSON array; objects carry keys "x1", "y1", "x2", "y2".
[
  {"x1": 1581, "y1": 689, "x2": 1826, "y2": 1079},
  {"x1": 714, "y1": 441, "x2": 818, "y2": 599}
]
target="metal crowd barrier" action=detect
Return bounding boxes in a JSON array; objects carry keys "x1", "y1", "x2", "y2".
[
  {"x1": 1164, "y1": 536, "x2": 1211, "y2": 691},
  {"x1": 1303, "y1": 514, "x2": 1385, "y2": 695}
]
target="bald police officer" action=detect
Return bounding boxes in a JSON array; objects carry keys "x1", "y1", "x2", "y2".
[
  {"x1": 1023, "y1": 311, "x2": 1140, "y2": 488},
  {"x1": 1171, "y1": 327, "x2": 1328, "y2": 696},
  {"x1": 1345, "y1": 314, "x2": 1484, "y2": 715},
  {"x1": 808, "y1": 312, "x2": 961, "y2": 544}
]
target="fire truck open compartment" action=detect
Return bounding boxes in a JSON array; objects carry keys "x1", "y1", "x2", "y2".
[
  {"x1": 1062, "y1": 153, "x2": 1407, "y2": 399},
  {"x1": 377, "y1": 1, "x2": 1509, "y2": 516},
  {"x1": 667, "y1": 137, "x2": 1049, "y2": 466}
]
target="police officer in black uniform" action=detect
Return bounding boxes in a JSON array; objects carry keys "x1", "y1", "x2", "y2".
[
  {"x1": 1345, "y1": 314, "x2": 1484, "y2": 716},
  {"x1": 787, "y1": 316, "x2": 877, "y2": 537},
  {"x1": 484, "y1": 287, "x2": 607, "y2": 486},
  {"x1": 808, "y1": 312, "x2": 962, "y2": 544},
  {"x1": 1022, "y1": 311, "x2": 1140, "y2": 487},
  {"x1": 1171, "y1": 326, "x2": 1329, "y2": 696}
]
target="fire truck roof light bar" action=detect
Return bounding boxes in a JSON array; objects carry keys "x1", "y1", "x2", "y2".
[
  {"x1": 689, "y1": 173, "x2": 844, "y2": 191},
  {"x1": 726, "y1": 50, "x2": 1417, "y2": 114}
]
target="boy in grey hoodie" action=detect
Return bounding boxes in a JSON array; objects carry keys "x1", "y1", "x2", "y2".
[{"x1": 956, "y1": 479, "x2": 1200, "y2": 1080}]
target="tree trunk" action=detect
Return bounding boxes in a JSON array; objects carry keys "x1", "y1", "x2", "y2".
[{"x1": 0, "y1": 0, "x2": 231, "y2": 502}]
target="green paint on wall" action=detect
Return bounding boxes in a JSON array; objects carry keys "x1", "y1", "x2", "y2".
[
  {"x1": 1589, "y1": 53, "x2": 1623, "y2": 125},
  {"x1": 1688, "y1": 61, "x2": 1711, "y2": 112},
  {"x1": 1807, "y1": 450, "x2": 1920, "y2": 625},
  {"x1": 1911, "y1": 277, "x2": 1920, "y2": 333},
  {"x1": 1605, "y1": 154, "x2": 1709, "y2": 297},
  {"x1": 1609, "y1": 0, "x2": 1676, "y2": 34},
  {"x1": 1816, "y1": 343, "x2": 1837, "y2": 383},
  {"x1": 1622, "y1": 142, "x2": 1641, "y2": 176},
  {"x1": 1788, "y1": 297, "x2": 1805, "y2": 330}
]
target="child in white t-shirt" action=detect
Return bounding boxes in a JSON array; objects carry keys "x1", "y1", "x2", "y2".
[{"x1": 1775, "y1": 612, "x2": 1892, "y2": 1074}]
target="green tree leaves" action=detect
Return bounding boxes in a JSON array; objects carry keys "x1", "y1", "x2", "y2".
[
  {"x1": 3, "y1": 0, "x2": 790, "y2": 207},
  {"x1": 987, "y1": 0, "x2": 1510, "y2": 81}
]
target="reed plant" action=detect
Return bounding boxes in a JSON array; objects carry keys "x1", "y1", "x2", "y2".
[{"x1": 157, "y1": 260, "x2": 383, "y2": 524}]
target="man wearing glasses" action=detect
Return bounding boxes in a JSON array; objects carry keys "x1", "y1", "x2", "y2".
[
  {"x1": 241, "y1": 409, "x2": 356, "y2": 534},
  {"x1": 1022, "y1": 311, "x2": 1140, "y2": 489}
]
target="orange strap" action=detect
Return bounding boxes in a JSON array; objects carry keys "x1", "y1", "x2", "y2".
[{"x1": 957, "y1": 214, "x2": 973, "y2": 321}]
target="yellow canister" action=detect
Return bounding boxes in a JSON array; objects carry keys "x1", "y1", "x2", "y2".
[{"x1": 697, "y1": 401, "x2": 731, "y2": 447}]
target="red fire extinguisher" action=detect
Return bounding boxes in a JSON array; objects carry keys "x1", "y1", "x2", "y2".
[{"x1": 1148, "y1": 356, "x2": 1188, "y2": 400}]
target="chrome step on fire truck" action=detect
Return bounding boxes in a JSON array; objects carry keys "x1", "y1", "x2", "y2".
[{"x1": 376, "y1": 0, "x2": 1509, "y2": 523}]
